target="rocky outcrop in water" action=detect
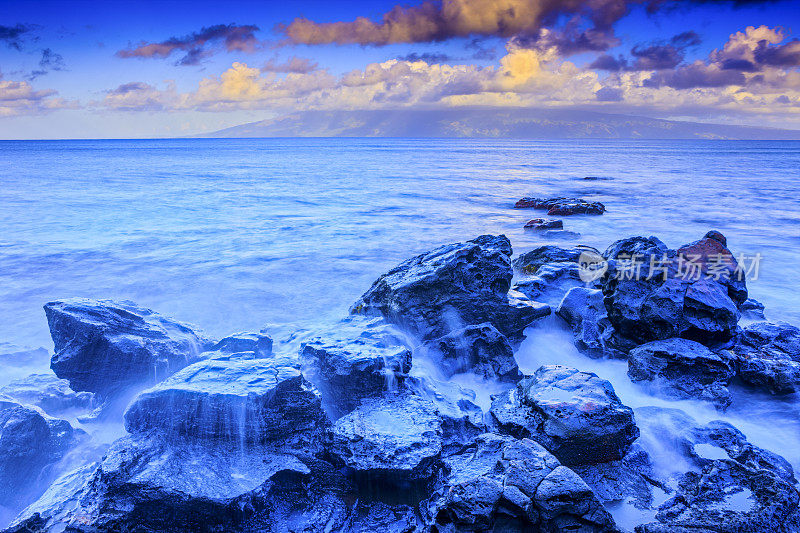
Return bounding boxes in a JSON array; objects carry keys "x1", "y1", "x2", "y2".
[
  {"x1": 427, "y1": 323, "x2": 520, "y2": 381},
  {"x1": 0, "y1": 373, "x2": 94, "y2": 416},
  {"x1": 196, "y1": 332, "x2": 273, "y2": 361},
  {"x1": 730, "y1": 321, "x2": 800, "y2": 394},
  {"x1": 524, "y1": 218, "x2": 563, "y2": 230},
  {"x1": 514, "y1": 197, "x2": 606, "y2": 216},
  {"x1": 45, "y1": 298, "x2": 213, "y2": 398},
  {"x1": 628, "y1": 338, "x2": 735, "y2": 409},
  {"x1": 557, "y1": 287, "x2": 615, "y2": 357},
  {"x1": 490, "y1": 365, "x2": 639, "y2": 465}
]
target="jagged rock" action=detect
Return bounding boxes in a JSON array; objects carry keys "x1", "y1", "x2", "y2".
[
  {"x1": 514, "y1": 197, "x2": 606, "y2": 216},
  {"x1": 524, "y1": 218, "x2": 563, "y2": 230},
  {"x1": 351, "y1": 235, "x2": 549, "y2": 342},
  {"x1": 638, "y1": 459, "x2": 800, "y2": 533},
  {"x1": 490, "y1": 365, "x2": 639, "y2": 465},
  {"x1": 730, "y1": 322, "x2": 800, "y2": 394},
  {"x1": 0, "y1": 399, "x2": 81, "y2": 510},
  {"x1": 602, "y1": 232, "x2": 747, "y2": 347},
  {"x1": 427, "y1": 433, "x2": 617, "y2": 532},
  {"x1": 197, "y1": 332, "x2": 273, "y2": 361},
  {"x1": 514, "y1": 262, "x2": 586, "y2": 305},
  {"x1": 328, "y1": 393, "x2": 443, "y2": 486},
  {"x1": 0, "y1": 373, "x2": 94, "y2": 416},
  {"x1": 513, "y1": 244, "x2": 601, "y2": 275},
  {"x1": 628, "y1": 338, "x2": 735, "y2": 409},
  {"x1": 557, "y1": 287, "x2": 615, "y2": 357},
  {"x1": 426, "y1": 323, "x2": 520, "y2": 381},
  {"x1": 740, "y1": 298, "x2": 766, "y2": 321},
  {"x1": 300, "y1": 316, "x2": 412, "y2": 414},
  {"x1": 45, "y1": 298, "x2": 213, "y2": 398},
  {"x1": 124, "y1": 356, "x2": 327, "y2": 445},
  {"x1": 572, "y1": 444, "x2": 660, "y2": 510}
]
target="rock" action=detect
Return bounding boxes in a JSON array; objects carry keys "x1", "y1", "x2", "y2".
[
  {"x1": 602, "y1": 233, "x2": 747, "y2": 347},
  {"x1": 514, "y1": 197, "x2": 606, "y2": 216},
  {"x1": 557, "y1": 288, "x2": 615, "y2": 357},
  {"x1": 45, "y1": 298, "x2": 213, "y2": 398},
  {"x1": 572, "y1": 444, "x2": 660, "y2": 510},
  {"x1": 0, "y1": 399, "x2": 81, "y2": 510},
  {"x1": 197, "y1": 332, "x2": 273, "y2": 361},
  {"x1": 300, "y1": 316, "x2": 413, "y2": 414},
  {"x1": 514, "y1": 261, "x2": 585, "y2": 302},
  {"x1": 351, "y1": 235, "x2": 548, "y2": 341},
  {"x1": 730, "y1": 322, "x2": 800, "y2": 394},
  {"x1": 740, "y1": 298, "x2": 766, "y2": 321},
  {"x1": 628, "y1": 338, "x2": 735, "y2": 409},
  {"x1": 490, "y1": 365, "x2": 639, "y2": 465},
  {"x1": 426, "y1": 323, "x2": 520, "y2": 381},
  {"x1": 513, "y1": 244, "x2": 601, "y2": 275},
  {"x1": 328, "y1": 393, "x2": 443, "y2": 486},
  {"x1": 0, "y1": 346, "x2": 49, "y2": 368},
  {"x1": 543, "y1": 229, "x2": 582, "y2": 240},
  {"x1": 427, "y1": 433, "x2": 616, "y2": 532},
  {"x1": 0, "y1": 374, "x2": 94, "y2": 416},
  {"x1": 638, "y1": 459, "x2": 800, "y2": 533},
  {"x1": 524, "y1": 218, "x2": 563, "y2": 230},
  {"x1": 124, "y1": 356, "x2": 327, "y2": 445}
]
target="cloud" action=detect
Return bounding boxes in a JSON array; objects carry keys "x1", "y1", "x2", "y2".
[
  {"x1": 0, "y1": 24, "x2": 35, "y2": 50},
  {"x1": 101, "y1": 82, "x2": 176, "y2": 111},
  {"x1": 261, "y1": 56, "x2": 318, "y2": 73},
  {"x1": 0, "y1": 79, "x2": 72, "y2": 116},
  {"x1": 595, "y1": 86, "x2": 624, "y2": 101},
  {"x1": 277, "y1": 0, "x2": 639, "y2": 46},
  {"x1": 27, "y1": 48, "x2": 67, "y2": 80},
  {"x1": 512, "y1": 27, "x2": 620, "y2": 57},
  {"x1": 397, "y1": 52, "x2": 454, "y2": 63},
  {"x1": 116, "y1": 24, "x2": 260, "y2": 66}
]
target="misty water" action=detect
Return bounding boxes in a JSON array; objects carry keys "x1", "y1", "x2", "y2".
[{"x1": 1, "y1": 138, "x2": 799, "y2": 529}]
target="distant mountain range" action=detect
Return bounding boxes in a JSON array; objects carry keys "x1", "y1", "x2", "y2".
[{"x1": 198, "y1": 108, "x2": 800, "y2": 140}]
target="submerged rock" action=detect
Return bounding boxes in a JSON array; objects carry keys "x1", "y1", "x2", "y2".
[
  {"x1": 45, "y1": 298, "x2": 213, "y2": 398},
  {"x1": 328, "y1": 393, "x2": 443, "y2": 486},
  {"x1": 351, "y1": 235, "x2": 549, "y2": 341},
  {"x1": 124, "y1": 356, "x2": 327, "y2": 445},
  {"x1": 300, "y1": 316, "x2": 412, "y2": 414},
  {"x1": 514, "y1": 197, "x2": 606, "y2": 216},
  {"x1": 490, "y1": 365, "x2": 639, "y2": 465},
  {"x1": 0, "y1": 399, "x2": 82, "y2": 510},
  {"x1": 197, "y1": 332, "x2": 273, "y2": 361},
  {"x1": 426, "y1": 322, "x2": 520, "y2": 381},
  {"x1": 557, "y1": 287, "x2": 614, "y2": 357},
  {"x1": 628, "y1": 338, "x2": 735, "y2": 409},
  {"x1": 602, "y1": 232, "x2": 747, "y2": 348},
  {"x1": 0, "y1": 373, "x2": 94, "y2": 416},
  {"x1": 427, "y1": 433, "x2": 617, "y2": 532},
  {"x1": 730, "y1": 321, "x2": 800, "y2": 394},
  {"x1": 524, "y1": 218, "x2": 563, "y2": 230}
]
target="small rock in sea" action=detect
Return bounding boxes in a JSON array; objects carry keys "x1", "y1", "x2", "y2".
[
  {"x1": 0, "y1": 373, "x2": 95, "y2": 416},
  {"x1": 490, "y1": 365, "x2": 639, "y2": 465},
  {"x1": 45, "y1": 298, "x2": 214, "y2": 398},
  {"x1": 583, "y1": 176, "x2": 613, "y2": 181},
  {"x1": 740, "y1": 298, "x2": 766, "y2": 320},
  {"x1": 524, "y1": 218, "x2": 563, "y2": 230},
  {"x1": 628, "y1": 338, "x2": 735, "y2": 409},
  {"x1": 542, "y1": 229, "x2": 581, "y2": 240},
  {"x1": 730, "y1": 321, "x2": 800, "y2": 394},
  {"x1": 426, "y1": 433, "x2": 617, "y2": 532},
  {"x1": 514, "y1": 197, "x2": 605, "y2": 216}
]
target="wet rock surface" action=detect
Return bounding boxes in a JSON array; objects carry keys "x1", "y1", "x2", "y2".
[
  {"x1": 197, "y1": 332, "x2": 273, "y2": 361},
  {"x1": 628, "y1": 338, "x2": 735, "y2": 409},
  {"x1": 731, "y1": 321, "x2": 800, "y2": 394},
  {"x1": 514, "y1": 197, "x2": 606, "y2": 216},
  {"x1": 490, "y1": 365, "x2": 639, "y2": 465},
  {"x1": 0, "y1": 373, "x2": 94, "y2": 416},
  {"x1": 426, "y1": 322, "x2": 520, "y2": 381},
  {"x1": 557, "y1": 287, "x2": 615, "y2": 357},
  {"x1": 524, "y1": 218, "x2": 564, "y2": 230},
  {"x1": 45, "y1": 298, "x2": 213, "y2": 398}
]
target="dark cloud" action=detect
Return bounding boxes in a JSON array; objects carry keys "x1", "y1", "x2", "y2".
[
  {"x1": 720, "y1": 58, "x2": 759, "y2": 71},
  {"x1": 671, "y1": 30, "x2": 701, "y2": 47},
  {"x1": 753, "y1": 39, "x2": 800, "y2": 67},
  {"x1": 261, "y1": 56, "x2": 319, "y2": 73},
  {"x1": 27, "y1": 48, "x2": 66, "y2": 80},
  {"x1": 0, "y1": 24, "x2": 36, "y2": 50},
  {"x1": 466, "y1": 39, "x2": 498, "y2": 60},
  {"x1": 116, "y1": 24, "x2": 260, "y2": 65},
  {"x1": 643, "y1": 62, "x2": 746, "y2": 88},
  {"x1": 109, "y1": 82, "x2": 153, "y2": 95},
  {"x1": 589, "y1": 54, "x2": 629, "y2": 71},
  {"x1": 513, "y1": 27, "x2": 619, "y2": 56},
  {"x1": 397, "y1": 52, "x2": 453, "y2": 63},
  {"x1": 630, "y1": 43, "x2": 684, "y2": 69},
  {"x1": 595, "y1": 86, "x2": 624, "y2": 101}
]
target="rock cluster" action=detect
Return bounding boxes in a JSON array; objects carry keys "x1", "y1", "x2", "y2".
[{"x1": 514, "y1": 197, "x2": 606, "y2": 215}]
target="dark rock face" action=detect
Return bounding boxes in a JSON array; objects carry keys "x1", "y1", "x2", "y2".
[
  {"x1": 730, "y1": 322, "x2": 800, "y2": 394},
  {"x1": 513, "y1": 244, "x2": 601, "y2": 275},
  {"x1": 427, "y1": 433, "x2": 617, "y2": 532},
  {"x1": 0, "y1": 373, "x2": 94, "y2": 416},
  {"x1": 628, "y1": 338, "x2": 735, "y2": 409},
  {"x1": 351, "y1": 235, "x2": 549, "y2": 341},
  {"x1": 328, "y1": 393, "x2": 443, "y2": 485},
  {"x1": 514, "y1": 197, "x2": 606, "y2": 216},
  {"x1": 572, "y1": 444, "x2": 659, "y2": 511},
  {"x1": 601, "y1": 233, "x2": 747, "y2": 348},
  {"x1": 524, "y1": 218, "x2": 564, "y2": 230},
  {"x1": 427, "y1": 323, "x2": 520, "y2": 381},
  {"x1": 557, "y1": 288, "x2": 614, "y2": 357},
  {"x1": 45, "y1": 298, "x2": 213, "y2": 398},
  {"x1": 490, "y1": 365, "x2": 639, "y2": 465},
  {"x1": 0, "y1": 399, "x2": 81, "y2": 510},
  {"x1": 740, "y1": 298, "x2": 766, "y2": 321},
  {"x1": 300, "y1": 316, "x2": 413, "y2": 414},
  {"x1": 124, "y1": 356, "x2": 327, "y2": 445},
  {"x1": 197, "y1": 332, "x2": 273, "y2": 361}
]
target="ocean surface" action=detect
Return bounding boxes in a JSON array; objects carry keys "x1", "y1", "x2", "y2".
[{"x1": 1, "y1": 138, "x2": 799, "y2": 529}]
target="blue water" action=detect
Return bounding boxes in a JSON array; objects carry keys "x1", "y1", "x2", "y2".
[
  {"x1": 2, "y1": 138, "x2": 798, "y2": 350},
  {"x1": 1, "y1": 138, "x2": 799, "y2": 531}
]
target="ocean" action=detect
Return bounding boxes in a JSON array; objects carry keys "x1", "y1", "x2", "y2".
[{"x1": 1, "y1": 138, "x2": 799, "y2": 529}]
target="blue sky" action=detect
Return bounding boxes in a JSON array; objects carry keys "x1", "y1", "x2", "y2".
[{"x1": 1, "y1": 0, "x2": 799, "y2": 138}]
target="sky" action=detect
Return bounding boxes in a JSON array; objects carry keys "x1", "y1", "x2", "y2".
[{"x1": 1, "y1": 0, "x2": 799, "y2": 138}]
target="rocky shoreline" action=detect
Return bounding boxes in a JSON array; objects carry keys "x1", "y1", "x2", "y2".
[{"x1": 0, "y1": 230, "x2": 798, "y2": 532}]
